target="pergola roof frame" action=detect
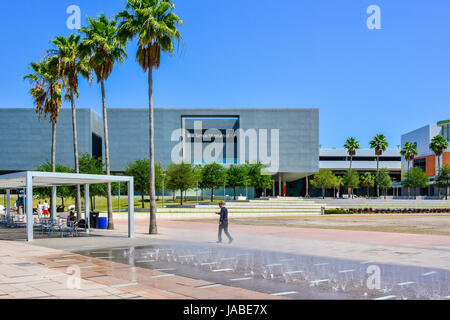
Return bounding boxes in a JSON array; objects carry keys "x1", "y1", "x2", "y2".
[{"x1": 0, "y1": 171, "x2": 134, "y2": 241}]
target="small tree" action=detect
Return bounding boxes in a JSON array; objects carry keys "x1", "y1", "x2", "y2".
[
  {"x1": 78, "y1": 152, "x2": 106, "y2": 210},
  {"x1": 193, "y1": 164, "x2": 204, "y2": 201},
  {"x1": 226, "y1": 164, "x2": 249, "y2": 200},
  {"x1": 125, "y1": 159, "x2": 149, "y2": 208},
  {"x1": 201, "y1": 163, "x2": 227, "y2": 202},
  {"x1": 310, "y1": 169, "x2": 336, "y2": 199},
  {"x1": 360, "y1": 172, "x2": 375, "y2": 197},
  {"x1": 245, "y1": 162, "x2": 272, "y2": 197},
  {"x1": 333, "y1": 176, "x2": 344, "y2": 198},
  {"x1": 402, "y1": 167, "x2": 429, "y2": 199},
  {"x1": 343, "y1": 169, "x2": 360, "y2": 198},
  {"x1": 35, "y1": 159, "x2": 73, "y2": 208},
  {"x1": 375, "y1": 169, "x2": 392, "y2": 199},
  {"x1": 435, "y1": 165, "x2": 450, "y2": 200},
  {"x1": 166, "y1": 162, "x2": 195, "y2": 205}
]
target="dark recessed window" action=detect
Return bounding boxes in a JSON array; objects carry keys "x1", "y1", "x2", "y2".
[
  {"x1": 413, "y1": 158, "x2": 426, "y2": 172},
  {"x1": 92, "y1": 133, "x2": 102, "y2": 159}
]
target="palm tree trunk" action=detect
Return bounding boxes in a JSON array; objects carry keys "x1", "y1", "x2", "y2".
[
  {"x1": 407, "y1": 161, "x2": 410, "y2": 199},
  {"x1": 348, "y1": 156, "x2": 352, "y2": 197},
  {"x1": 305, "y1": 175, "x2": 309, "y2": 197},
  {"x1": 148, "y1": 68, "x2": 157, "y2": 234},
  {"x1": 51, "y1": 122, "x2": 56, "y2": 172},
  {"x1": 70, "y1": 91, "x2": 82, "y2": 220},
  {"x1": 376, "y1": 155, "x2": 380, "y2": 197},
  {"x1": 101, "y1": 81, "x2": 114, "y2": 230}
]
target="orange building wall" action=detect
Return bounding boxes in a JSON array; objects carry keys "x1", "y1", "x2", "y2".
[
  {"x1": 413, "y1": 155, "x2": 436, "y2": 176},
  {"x1": 443, "y1": 152, "x2": 450, "y2": 167}
]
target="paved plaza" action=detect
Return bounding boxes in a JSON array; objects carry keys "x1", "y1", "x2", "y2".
[{"x1": 1, "y1": 215, "x2": 450, "y2": 300}]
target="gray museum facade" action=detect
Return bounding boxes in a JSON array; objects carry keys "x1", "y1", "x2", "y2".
[{"x1": 0, "y1": 107, "x2": 319, "y2": 196}]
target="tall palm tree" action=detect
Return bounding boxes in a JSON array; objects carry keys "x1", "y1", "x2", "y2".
[
  {"x1": 80, "y1": 14, "x2": 127, "y2": 230},
  {"x1": 429, "y1": 135, "x2": 449, "y2": 171},
  {"x1": 400, "y1": 142, "x2": 418, "y2": 199},
  {"x1": 24, "y1": 56, "x2": 63, "y2": 172},
  {"x1": 51, "y1": 34, "x2": 91, "y2": 219},
  {"x1": 369, "y1": 134, "x2": 389, "y2": 197},
  {"x1": 400, "y1": 142, "x2": 418, "y2": 172},
  {"x1": 117, "y1": 0, "x2": 182, "y2": 234},
  {"x1": 344, "y1": 137, "x2": 359, "y2": 197},
  {"x1": 344, "y1": 137, "x2": 360, "y2": 169}
]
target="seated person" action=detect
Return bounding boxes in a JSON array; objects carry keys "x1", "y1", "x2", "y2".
[{"x1": 67, "y1": 211, "x2": 77, "y2": 222}]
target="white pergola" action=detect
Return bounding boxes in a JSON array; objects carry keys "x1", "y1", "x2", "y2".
[{"x1": 0, "y1": 171, "x2": 134, "y2": 241}]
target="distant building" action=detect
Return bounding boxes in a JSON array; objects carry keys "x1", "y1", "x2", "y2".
[
  {"x1": 316, "y1": 148, "x2": 401, "y2": 197},
  {"x1": 400, "y1": 120, "x2": 450, "y2": 196},
  {"x1": 0, "y1": 107, "x2": 319, "y2": 198}
]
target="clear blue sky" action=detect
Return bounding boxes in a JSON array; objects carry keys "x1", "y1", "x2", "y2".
[{"x1": 1, "y1": 0, "x2": 449, "y2": 149}]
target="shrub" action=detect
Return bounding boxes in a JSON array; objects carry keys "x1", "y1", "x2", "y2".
[{"x1": 324, "y1": 209, "x2": 353, "y2": 215}]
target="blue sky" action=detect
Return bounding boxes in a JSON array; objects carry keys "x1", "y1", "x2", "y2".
[{"x1": 1, "y1": 0, "x2": 449, "y2": 148}]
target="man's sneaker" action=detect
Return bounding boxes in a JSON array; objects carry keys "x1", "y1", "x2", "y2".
[
  {"x1": 216, "y1": 241, "x2": 222, "y2": 244},
  {"x1": 228, "y1": 238, "x2": 233, "y2": 244}
]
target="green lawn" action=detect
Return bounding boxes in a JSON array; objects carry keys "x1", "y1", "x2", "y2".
[{"x1": 1, "y1": 196, "x2": 218, "y2": 212}]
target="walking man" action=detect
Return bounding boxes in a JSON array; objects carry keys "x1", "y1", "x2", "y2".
[{"x1": 216, "y1": 201, "x2": 233, "y2": 244}]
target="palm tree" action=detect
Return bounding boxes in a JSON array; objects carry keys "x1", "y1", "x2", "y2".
[
  {"x1": 400, "y1": 142, "x2": 418, "y2": 199},
  {"x1": 400, "y1": 142, "x2": 418, "y2": 172},
  {"x1": 80, "y1": 14, "x2": 127, "y2": 230},
  {"x1": 51, "y1": 34, "x2": 91, "y2": 219},
  {"x1": 369, "y1": 134, "x2": 389, "y2": 197},
  {"x1": 344, "y1": 137, "x2": 360, "y2": 169},
  {"x1": 429, "y1": 135, "x2": 449, "y2": 171},
  {"x1": 344, "y1": 137, "x2": 360, "y2": 197},
  {"x1": 117, "y1": 0, "x2": 182, "y2": 234},
  {"x1": 24, "y1": 56, "x2": 63, "y2": 172},
  {"x1": 360, "y1": 172, "x2": 375, "y2": 197}
]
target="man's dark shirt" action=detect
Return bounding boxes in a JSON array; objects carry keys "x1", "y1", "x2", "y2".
[{"x1": 219, "y1": 206, "x2": 228, "y2": 223}]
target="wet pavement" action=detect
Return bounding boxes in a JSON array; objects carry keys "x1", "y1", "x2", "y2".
[{"x1": 76, "y1": 241, "x2": 450, "y2": 300}]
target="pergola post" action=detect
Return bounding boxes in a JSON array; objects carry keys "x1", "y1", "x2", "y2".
[
  {"x1": 6, "y1": 189, "x2": 10, "y2": 224},
  {"x1": 26, "y1": 172, "x2": 33, "y2": 242},
  {"x1": 51, "y1": 186, "x2": 57, "y2": 221},
  {"x1": 128, "y1": 178, "x2": 134, "y2": 238},
  {"x1": 84, "y1": 184, "x2": 90, "y2": 233}
]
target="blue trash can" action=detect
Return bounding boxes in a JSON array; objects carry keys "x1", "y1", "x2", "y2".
[{"x1": 97, "y1": 217, "x2": 108, "y2": 229}]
